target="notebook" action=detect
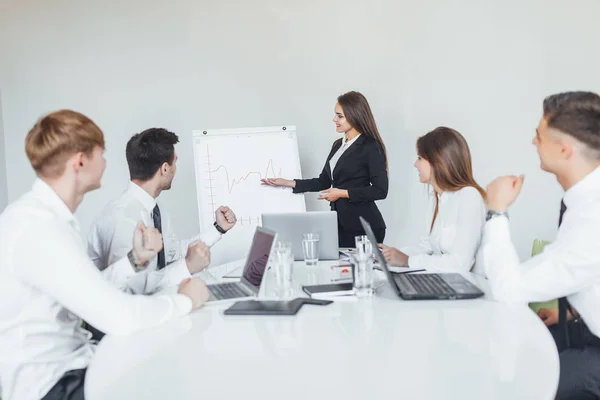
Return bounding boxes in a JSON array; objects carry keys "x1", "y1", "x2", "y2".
[{"x1": 302, "y1": 283, "x2": 354, "y2": 298}]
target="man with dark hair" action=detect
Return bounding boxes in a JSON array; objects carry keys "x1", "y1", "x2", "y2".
[
  {"x1": 483, "y1": 91, "x2": 600, "y2": 399},
  {"x1": 125, "y1": 128, "x2": 180, "y2": 184},
  {"x1": 88, "y1": 127, "x2": 237, "y2": 294}
]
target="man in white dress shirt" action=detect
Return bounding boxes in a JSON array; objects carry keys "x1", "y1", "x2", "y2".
[
  {"x1": 0, "y1": 110, "x2": 211, "y2": 400},
  {"x1": 482, "y1": 91, "x2": 600, "y2": 399},
  {"x1": 88, "y1": 127, "x2": 237, "y2": 295}
]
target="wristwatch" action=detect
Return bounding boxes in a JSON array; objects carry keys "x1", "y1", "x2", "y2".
[
  {"x1": 127, "y1": 249, "x2": 146, "y2": 272},
  {"x1": 214, "y1": 221, "x2": 227, "y2": 234},
  {"x1": 486, "y1": 210, "x2": 509, "y2": 222}
]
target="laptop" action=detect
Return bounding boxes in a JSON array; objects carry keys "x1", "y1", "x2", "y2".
[
  {"x1": 206, "y1": 226, "x2": 277, "y2": 303},
  {"x1": 359, "y1": 217, "x2": 484, "y2": 300},
  {"x1": 261, "y1": 211, "x2": 339, "y2": 260}
]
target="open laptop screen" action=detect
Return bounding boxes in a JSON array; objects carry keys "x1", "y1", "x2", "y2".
[{"x1": 241, "y1": 227, "x2": 276, "y2": 289}]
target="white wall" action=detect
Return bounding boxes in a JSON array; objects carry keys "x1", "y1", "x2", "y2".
[
  {"x1": 0, "y1": 91, "x2": 7, "y2": 212},
  {"x1": 1, "y1": 0, "x2": 599, "y2": 260}
]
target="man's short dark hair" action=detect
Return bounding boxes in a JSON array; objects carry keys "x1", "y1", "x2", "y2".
[
  {"x1": 543, "y1": 91, "x2": 600, "y2": 116},
  {"x1": 126, "y1": 128, "x2": 179, "y2": 181},
  {"x1": 543, "y1": 91, "x2": 600, "y2": 157}
]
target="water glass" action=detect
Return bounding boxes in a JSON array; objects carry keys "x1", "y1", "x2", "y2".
[
  {"x1": 352, "y1": 235, "x2": 374, "y2": 297},
  {"x1": 273, "y1": 243, "x2": 294, "y2": 298},
  {"x1": 355, "y1": 235, "x2": 373, "y2": 259},
  {"x1": 302, "y1": 233, "x2": 320, "y2": 266},
  {"x1": 273, "y1": 241, "x2": 293, "y2": 265}
]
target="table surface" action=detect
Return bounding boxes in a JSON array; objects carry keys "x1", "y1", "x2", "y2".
[{"x1": 85, "y1": 260, "x2": 559, "y2": 400}]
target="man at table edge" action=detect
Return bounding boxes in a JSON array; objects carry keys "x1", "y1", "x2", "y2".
[
  {"x1": 0, "y1": 110, "x2": 212, "y2": 400},
  {"x1": 482, "y1": 91, "x2": 600, "y2": 399}
]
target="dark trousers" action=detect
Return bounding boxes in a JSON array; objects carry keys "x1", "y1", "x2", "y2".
[
  {"x1": 338, "y1": 225, "x2": 385, "y2": 248},
  {"x1": 42, "y1": 369, "x2": 87, "y2": 400},
  {"x1": 549, "y1": 322, "x2": 600, "y2": 399}
]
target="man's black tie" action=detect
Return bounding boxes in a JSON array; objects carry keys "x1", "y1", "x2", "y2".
[
  {"x1": 558, "y1": 200, "x2": 570, "y2": 349},
  {"x1": 153, "y1": 204, "x2": 166, "y2": 270},
  {"x1": 559, "y1": 200, "x2": 567, "y2": 226}
]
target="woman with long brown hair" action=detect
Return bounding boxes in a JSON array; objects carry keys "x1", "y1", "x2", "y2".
[
  {"x1": 262, "y1": 91, "x2": 388, "y2": 247},
  {"x1": 380, "y1": 127, "x2": 487, "y2": 275}
]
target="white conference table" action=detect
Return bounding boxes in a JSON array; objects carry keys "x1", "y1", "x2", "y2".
[{"x1": 85, "y1": 260, "x2": 559, "y2": 400}]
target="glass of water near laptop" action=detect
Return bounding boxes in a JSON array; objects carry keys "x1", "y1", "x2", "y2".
[
  {"x1": 302, "y1": 233, "x2": 320, "y2": 266},
  {"x1": 351, "y1": 235, "x2": 374, "y2": 297},
  {"x1": 273, "y1": 241, "x2": 294, "y2": 299}
]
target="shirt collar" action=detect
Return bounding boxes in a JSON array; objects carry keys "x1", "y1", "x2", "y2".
[
  {"x1": 127, "y1": 181, "x2": 157, "y2": 213},
  {"x1": 343, "y1": 133, "x2": 361, "y2": 147},
  {"x1": 31, "y1": 178, "x2": 79, "y2": 229},
  {"x1": 438, "y1": 191, "x2": 449, "y2": 204},
  {"x1": 563, "y1": 166, "x2": 600, "y2": 209}
]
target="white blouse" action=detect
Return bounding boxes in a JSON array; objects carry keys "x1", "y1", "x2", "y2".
[
  {"x1": 328, "y1": 134, "x2": 361, "y2": 178},
  {"x1": 401, "y1": 186, "x2": 487, "y2": 276}
]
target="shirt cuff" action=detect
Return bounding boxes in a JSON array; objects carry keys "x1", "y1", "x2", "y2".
[
  {"x1": 400, "y1": 246, "x2": 419, "y2": 257},
  {"x1": 406, "y1": 254, "x2": 429, "y2": 269},
  {"x1": 103, "y1": 256, "x2": 137, "y2": 286},
  {"x1": 164, "y1": 259, "x2": 192, "y2": 286},
  {"x1": 171, "y1": 294, "x2": 193, "y2": 315},
  {"x1": 483, "y1": 215, "x2": 511, "y2": 243},
  {"x1": 199, "y1": 226, "x2": 222, "y2": 247}
]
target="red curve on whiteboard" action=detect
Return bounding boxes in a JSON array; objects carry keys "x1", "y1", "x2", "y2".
[{"x1": 209, "y1": 159, "x2": 283, "y2": 194}]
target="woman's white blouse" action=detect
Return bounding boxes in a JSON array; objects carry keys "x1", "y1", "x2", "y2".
[{"x1": 400, "y1": 186, "x2": 487, "y2": 276}]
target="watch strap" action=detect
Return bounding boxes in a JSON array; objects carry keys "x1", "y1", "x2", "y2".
[
  {"x1": 486, "y1": 210, "x2": 509, "y2": 222},
  {"x1": 214, "y1": 221, "x2": 227, "y2": 234}
]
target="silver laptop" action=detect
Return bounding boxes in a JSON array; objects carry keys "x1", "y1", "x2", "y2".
[
  {"x1": 261, "y1": 211, "x2": 339, "y2": 260},
  {"x1": 359, "y1": 217, "x2": 484, "y2": 300},
  {"x1": 206, "y1": 226, "x2": 277, "y2": 303}
]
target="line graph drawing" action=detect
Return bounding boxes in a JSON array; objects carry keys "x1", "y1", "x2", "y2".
[
  {"x1": 206, "y1": 145, "x2": 284, "y2": 194},
  {"x1": 203, "y1": 144, "x2": 285, "y2": 218}
]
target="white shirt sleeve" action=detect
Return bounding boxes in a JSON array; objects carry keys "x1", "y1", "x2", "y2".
[
  {"x1": 130, "y1": 226, "x2": 222, "y2": 294},
  {"x1": 122, "y1": 259, "x2": 191, "y2": 295},
  {"x1": 92, "y1": 211, "x2": 221, "y2": 294},
  {"x1": 400, "y1": 236, "x2": 434, "y2": 258},
  {"x1": 100, "y1": 255, "x2": 137, "y2": 287},
  {"x1": 121, "y1": 226, "x2": 223, "y2": 295},
  {"x1": 104, "y1": 213, "x2": 139, "y2": 267},
  {"x1": 13, "y1": 221, "x2": 192, "y2": 336},
  {"x1": 482, "y1": 216, "x2": 600, "y2": 303},
  {"x1": 163, "y1": 215, "x2": 222, "y2": 264},
  {"x1": 406, "y1": 188, "x2": 486, "y2": 272}
]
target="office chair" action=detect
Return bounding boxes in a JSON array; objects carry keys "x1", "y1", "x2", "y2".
[{"x1": 529, "y1": 239, "x2": 558, "y2": 313}]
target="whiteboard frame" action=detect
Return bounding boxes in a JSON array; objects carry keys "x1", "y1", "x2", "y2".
[{"x1": 192, "y1": 125, "x2": 297, "y2": 138}]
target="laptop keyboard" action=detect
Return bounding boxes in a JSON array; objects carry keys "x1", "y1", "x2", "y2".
[
  {"x1": 207, "y1": 283, "x2": 249, "y2": 300},
  {"x1": 403, "y1": 274, "x2": 456, "y2": 295}
]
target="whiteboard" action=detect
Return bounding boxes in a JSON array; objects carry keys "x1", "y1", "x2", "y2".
[{"x1": 192, "y1": 126, "x2": 306, "y2": 265}]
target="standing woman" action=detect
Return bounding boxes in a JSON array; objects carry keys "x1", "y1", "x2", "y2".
[{"x1": 262, "y1": 91, "x2": 388, "y2": 247}]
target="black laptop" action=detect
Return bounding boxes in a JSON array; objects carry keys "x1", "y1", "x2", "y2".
[{"x1": 359, "y1": 217, "x2": 484, "y2": 300}]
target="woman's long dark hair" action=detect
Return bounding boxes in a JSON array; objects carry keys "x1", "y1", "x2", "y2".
[
  {"x1": 416, "y1": 127, "x2": 486, "y2": 231},
  {"x1": 337, "y1": 91, "x2": 387, "y2": 170}
]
